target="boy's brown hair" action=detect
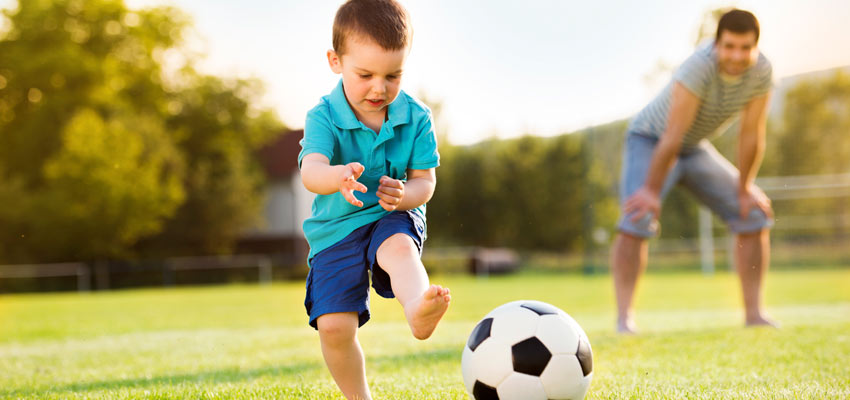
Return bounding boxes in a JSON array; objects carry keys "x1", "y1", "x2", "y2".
[{"x1": 333, "y1": 0, "x2": 412, "y2": 55}]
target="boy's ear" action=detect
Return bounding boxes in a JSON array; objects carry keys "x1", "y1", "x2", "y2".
[{"x1": 327, "y1": 50, "x2": 342, "y2": 74}]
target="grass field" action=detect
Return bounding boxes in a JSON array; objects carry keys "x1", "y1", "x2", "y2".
[{"x1": 1, "y1": 268, "x2": 849, "y2": 399}]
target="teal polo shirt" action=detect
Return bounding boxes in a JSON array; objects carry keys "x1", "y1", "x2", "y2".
[{"x1": 298, "y1": 80, "x2": 440, "y2": 261}]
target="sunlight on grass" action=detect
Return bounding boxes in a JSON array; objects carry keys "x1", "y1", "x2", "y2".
[{"x1": 1, "y1": 269, "x2": 848, "y2": 399}]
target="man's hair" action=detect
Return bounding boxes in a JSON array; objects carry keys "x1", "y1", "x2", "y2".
[
  {"x1": 716, "y1": 9, "x2": 760, "y2": 43},
  {"x1": 333, "y1": 0, "x2": 412, "y2": 55}
]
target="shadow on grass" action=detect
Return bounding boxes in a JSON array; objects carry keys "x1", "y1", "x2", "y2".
[{"x1": 3, "y1": 347, "x2": 461, "y2": 397}]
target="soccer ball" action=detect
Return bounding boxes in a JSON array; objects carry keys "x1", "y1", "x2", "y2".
[{"x1": 461, "y1": 300, "x2": 593, "y2": 400}]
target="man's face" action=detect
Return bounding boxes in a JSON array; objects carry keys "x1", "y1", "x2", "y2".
[
  {"x1": 715, "y1": 30, "x2": 759, "y2": 76},
  {"x1": 327, "y1": 34, "x2": 408, "y2": 124}
]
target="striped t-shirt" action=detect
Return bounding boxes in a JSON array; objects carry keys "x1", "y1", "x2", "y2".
[{"x1": 629, "y1": 41, "x2": 773, "y2": 148}]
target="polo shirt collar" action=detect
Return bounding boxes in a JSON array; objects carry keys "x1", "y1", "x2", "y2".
[
  {"x1": 328, "y1": 79, "x2": 411, "y2": 131},
  {"x1": 386, "y1": 90, "x2": 410, "y2": 128},
  {"x1": 329, "y1": 80, "x2": 360, "y2": 130}
]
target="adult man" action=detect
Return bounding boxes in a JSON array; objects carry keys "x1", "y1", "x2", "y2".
[{"x1": 612, "y1": 9, "x2": 776, "y2": 334}]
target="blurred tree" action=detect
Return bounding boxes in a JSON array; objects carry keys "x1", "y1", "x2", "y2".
[
  {"x1": 427, "y1": 130, "x2": 617, "y2": 253},
  {"x1": 0, "y1": 0, "x2": 281, "y2": 263},
  {"x1": 775, "y1": 71, "x2": 850, "y2": 176},
  {"x1": 770, "y1": 71, "x2": 850, "y2": 237},
  {"x1": 693, "y1": 7, "x2": 733, "y2": 46},
  {"x1": 140, "y1": 75, "x2": 281, "y2": 256}
]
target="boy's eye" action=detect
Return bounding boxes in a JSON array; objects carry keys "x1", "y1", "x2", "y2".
[
  {"x1": 359, "y1": 74, "x2": 371, "y2": 79},
  {"x1": 387, "y1": 75, "x2": 399, "y2": 80}
]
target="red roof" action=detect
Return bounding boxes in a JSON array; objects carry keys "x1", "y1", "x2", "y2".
[{"x1": 258, "y1": 129, "x2": 303, "y2": 179}]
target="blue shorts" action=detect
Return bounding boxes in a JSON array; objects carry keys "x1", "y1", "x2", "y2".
[
  {"x1": 617, "y1": 132, "x2": 773, "y2": 237},
  {"x1": 304, "y1": 210, "x2": 426, "y2": 329}
]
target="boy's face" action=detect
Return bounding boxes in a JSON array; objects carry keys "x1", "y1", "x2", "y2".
[
  {"x1": 327, "y1": 34, "x2": 408, "y2": 124},
  {"x1": 715, "y1": 30, "x2": 759, "y2": 76}
]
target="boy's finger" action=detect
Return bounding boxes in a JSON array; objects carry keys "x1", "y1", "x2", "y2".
[
  {"x1": 343, "y1": 189, "x2": 363, "y2": 207},
  {"x1": 380, "y1": 177, "x2": 403, "y2": 188},
  {"x1": 377, "y1": 191, "x2": 400, "y2": 204},
  {"x1": 378, "y1": 199, "x2": 395, "y2": 211},
  {"x1": 378, "y1": 186, "x2": 403, "y2": 198}
]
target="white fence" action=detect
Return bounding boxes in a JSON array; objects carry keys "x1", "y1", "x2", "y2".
[
  {"x1": 0, "y1": 254, "x2": 276, "y2": 293},
  {"x1": 697, "y1": 172, "x2": 850, "y2": 274}
]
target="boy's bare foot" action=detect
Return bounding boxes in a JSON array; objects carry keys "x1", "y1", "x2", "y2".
[
  {"x1": 406, "y1": 284, "x2": 451, "y2": 340},
  {"x1": 617, "y1": 318, "x2": 638, "y2": 335},
  {"x1": 746, "y1": 315, "x2": 779, "y2": 328}
]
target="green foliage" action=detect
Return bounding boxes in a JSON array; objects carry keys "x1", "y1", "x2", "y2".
[
  {"x1": 774, "y1": 71, "x2": 850, "y2": 176},
  {"x1": 766, "y1": 71, "x2": 850, "y2": 238},
  {"x1": 14, "y1": 109, "x2": 183, "y2": 261},
  {"x1": 0, "y1": 0, "x2": 283, "y2": 263},
  {"x1": 693, "y1": 7, "x2": 734, "y2": 46},
  {"x1": 140, "y1": 75, "x2": 282, "y2": 256},
  {"x1": 429, "y1": 128, "x2": 619, "y2": 252}
]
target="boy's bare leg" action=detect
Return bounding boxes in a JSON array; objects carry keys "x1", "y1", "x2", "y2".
[
  {"x1": 377, "y1": 233, "x2": 451, "y2": 340},
  {"x1": 316, "y1": 312, "x2": 372, "y2": 400},
  {"x1": 736, "y1": 229, "x2": 777, "y2": 327},
  {"x1": 611, "y1": 232, "x2": 649, "y2": 334}
]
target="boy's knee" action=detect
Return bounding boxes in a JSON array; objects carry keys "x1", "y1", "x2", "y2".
[
  {"x1": 377, "y1": 233, "x2": 416, "y2": 257},
  {"x1": 317, "y1": 313, "x2": 357, "y2": 345}
]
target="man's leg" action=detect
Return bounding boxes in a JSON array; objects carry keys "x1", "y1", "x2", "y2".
[
  {"x1": 376, "y1": 233, "x2": 450, "y2": 340},
  {"x1": 611, "y1": 232, "x2": 649, "y2": 334},
  {"x1": 736, "y1": 229, "x2": 777, "y2": 327},
  {"x1": 677, "y1": 142, "x2": 777, "y2": 327},
  {"x1": 317, "y1": 312, "x2": 371, "y2": 400}
]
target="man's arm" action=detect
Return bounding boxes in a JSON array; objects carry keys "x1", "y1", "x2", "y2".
[
  {"x1": 624, "y1": 82, "x2": 701, "y2": 220},
  {"x1": 376, "y1": 168, "x2": 436, "y2": 212},
  {"x1": 737, "y1": 92, "x2": 772, "y2": 218},
  {"x1": 738, "y1": 93, "x2": 770, "y2": 190}
]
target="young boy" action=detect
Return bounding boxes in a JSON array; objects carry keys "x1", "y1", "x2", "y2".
[{"x1": 298, "y1": 0, "x2": 451, "y2": 398}]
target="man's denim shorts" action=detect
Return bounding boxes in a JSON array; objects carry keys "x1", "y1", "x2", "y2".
[
  {"x1": 304, "y1": 210, "x2": 425, "y2": 329},
  {"x1": 617, "y1": 132, "x2": 773, "y2": 238}
]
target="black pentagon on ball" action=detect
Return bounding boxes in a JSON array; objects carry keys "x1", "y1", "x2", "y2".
[
  {"x1": 511, "y1": 337, "x2": 552, "y2": 376},
  {"x1": 467, "y1": 317, "x2": 493, "y2": 351},
  {"x1": 576, "y1": 336, "x2": 593, "y2": 376},
  {"x1": 472, "y1": 380, "x2": 500, "y2": 400},
  {"x1": 520, "y1": 302, "x2": 559, "y2": 316}
]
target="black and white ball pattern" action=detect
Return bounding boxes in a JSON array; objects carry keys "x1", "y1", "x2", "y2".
[{"x1": 461, "y1": 300, "x2": 593, "y2": 400}]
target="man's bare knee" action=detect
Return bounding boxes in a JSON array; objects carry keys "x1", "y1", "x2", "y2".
[
  {"x1": 616, "y1": 230, "x2": 649, "y2": 244},
  {"x1": 736, "y1": 229, "x2": 769, "y2": 239}
]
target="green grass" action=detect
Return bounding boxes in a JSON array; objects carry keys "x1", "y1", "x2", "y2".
[{"x1": 1, "y1": 269, "x2": 849, "y2": 399}]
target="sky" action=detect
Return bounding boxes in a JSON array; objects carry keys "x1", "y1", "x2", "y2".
[{"x1": 5, "y1": 0, "x2": 850, "y2": 144}]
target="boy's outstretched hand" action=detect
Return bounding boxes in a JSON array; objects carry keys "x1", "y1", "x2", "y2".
[
  {"x1": 377, "y1": 176, "x2": 405, "y2": 211},
  {"x1": 339, "y1": 162, "x2": 367, "y2": 207}
]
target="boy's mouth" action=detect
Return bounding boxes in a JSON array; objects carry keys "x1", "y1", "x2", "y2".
[{"x1": 366, "y1": 99, "x2": 384, "y2": 107}]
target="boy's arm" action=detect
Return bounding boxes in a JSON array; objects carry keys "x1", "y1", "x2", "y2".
[
  {"x1": 300, "y1": 153, "x2": 368, "y2": 207},
  {"x1": 376, "y1": 168, "x2": 436, "y2": 212},
  {"x1": 624, "y1": 82, "x2": 700, "y2": 221}
]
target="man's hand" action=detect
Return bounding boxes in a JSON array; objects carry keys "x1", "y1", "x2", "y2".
[
  {"x1": 739, "y1": 185, "x2": 773, "y2": 220},
  {"x1": 624, "y1": 186, "x2": 661, "y2": 222},
  {"x1": 339, "y1": 162, "x2": 367, "y2": 207},
  {"x1": 377, "y1": 176, "x2": 405, "y2": 211}
]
